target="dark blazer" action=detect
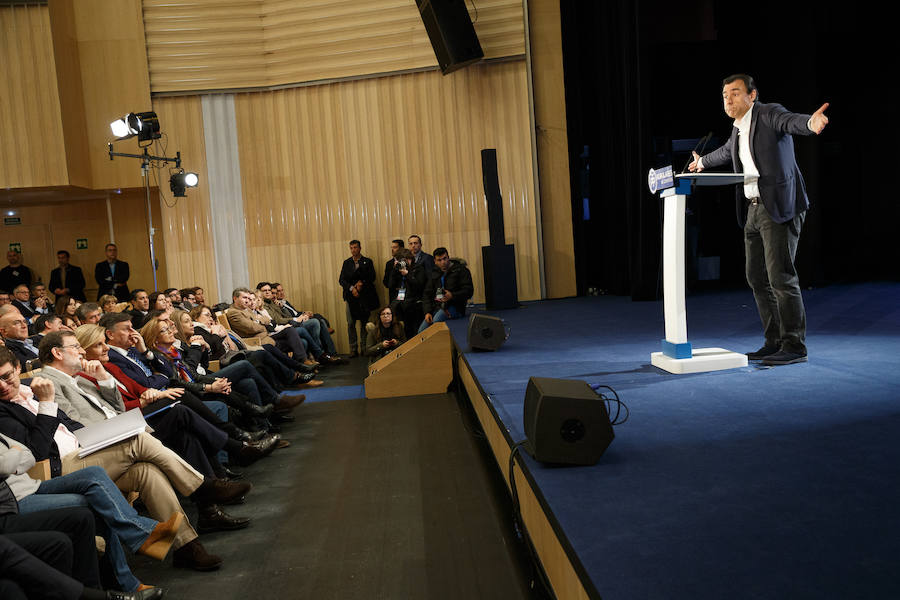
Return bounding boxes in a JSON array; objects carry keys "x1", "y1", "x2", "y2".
[
  {"x1": 10, "y1": 300, "x2": 35, "y2": 320},
  {"x1": 48, "y1": 265, "x2": 86, "y2": 301},
  {"x1": 128, "y1": 309, "x2": 150, "y2": 329},
  {"x1": 94, "y1": 260, "x2": 130, "y2": 301},
  {"x1": 700, "y1": 102, "x2": 813, "y2": 227},
  {"x1": 3, "y1": 339, "x2": 39, "y2": 369},
  {"x1": 412, "y1": 251, "x2": 434, "y2": 275},
  {"x1": 106, "y1": 347, "x2": 170, "y2": 390},
  {"x1": 0, "y1": 400, "x2": 83, "y2": 477},
  {"x1": 0, "y1": 265, "x2": 31, "y2": 293},
  {"x1": 339, "y1": 255, "x2": 379, "y2": 317}
]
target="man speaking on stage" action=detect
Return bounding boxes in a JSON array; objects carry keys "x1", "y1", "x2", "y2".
[{"x1": 689, "y1": 74, "x2": 829, "y2": 366}]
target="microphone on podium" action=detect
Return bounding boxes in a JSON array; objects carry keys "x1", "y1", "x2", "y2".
[{"x1": 681, "y1": 131, "x2": 712, "y2": 173}]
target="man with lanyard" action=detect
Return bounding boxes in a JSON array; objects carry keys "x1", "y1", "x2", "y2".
[{"x1": 418, "y1": 247, "x2": 474, "y2": 333}]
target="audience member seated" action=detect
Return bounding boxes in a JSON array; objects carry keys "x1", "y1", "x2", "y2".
[
  {"x1": 75, "y1": 302, "x2": 101, "y2": 325},
  {"x1": 3, "y1": 431, "x2": 180, "y2": 592},
  {"x1": 141, "y1": 316, "x2": 301, "y2": 434},
  {"x1": 147, "y1": 292, "x2": 173, "y2": 319},
  {"x1": 256, "y1": 282, "x2": 342, "y2": 366},
  {"x1": 55, "y1": 295, "x2": 81, "y2": 329},
  {"x1": 39, "y1": 330, "x2": 274, "y2": 494},
  {"x1": 77, "y1": 324, "x2": 261, "y2": 445},
  {"x1": 99, "y1": 295, "x2": 119, "y2": 314},
  {"x1": 0, "y1": 310, "x2": 41, "y2": 370},
  {"x1": 270, "y1": 282, "x2": 340, "y2": 357},
  {"x1": 181, "y1": 307, "x2": 317, "y2": 389},
  {"x1": 0, "y1": 509, "x2": 163, "y2": 599},
  {"x1": 0, "y1": 348, "x2": 236, "y2": 571},
  {"x1": 365, "y1": 306, "x2": 407, "y2": 364},
  {"x1": 387, "y1": 248, "x2": 428, "y2": 340},
  {"x1": 128, "y1": 289, "x2": 151, "y2": 329},
  {"x1": 226, "y1": 287, "x2": 319, "y2": 368},
  {"x1": 32, "y1": 314, "x2": 67, "y2": 343},
  {"x1": 418, "y1": 247, "x2": 474, "y2": 333}
]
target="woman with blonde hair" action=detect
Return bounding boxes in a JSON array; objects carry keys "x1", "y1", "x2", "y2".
[{"x1": 99, "y1": 294, "x2": 119, "y2": 313}]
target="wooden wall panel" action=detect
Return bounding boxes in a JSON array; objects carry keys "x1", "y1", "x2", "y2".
[
  {"x1": 234, "y1": 60, "x2": 538, "y2": 353},
  {"x1": 143, "y1": 0, "x2": 525, "y2": 93},
  {"x1": 49, "y1": 0, "x2": 151, "y2": 190},
  {"x1": 0, "y1": 4, "x2": 68, "y2": 188},
  {"x1": 0, "y1": 192, "x2": 165, "y2": 298},
  {"x1": 151, "y1": 95, "x2": 219, "y2": 302}
]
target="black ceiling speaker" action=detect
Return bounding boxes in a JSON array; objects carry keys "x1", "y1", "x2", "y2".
[
  {"x1": 523, "y1": 377, "x2": 614, "y2": 465},
  {"x1": 467, "y1": 313, "x2": 508, "y2": 351},
  {"x1": 416, "y1": 0, "x2": 484, "y2": 74}
]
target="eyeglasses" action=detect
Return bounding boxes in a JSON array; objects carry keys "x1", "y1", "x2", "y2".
[
  {"x1": 159, "y1": 326, "x2": 171, "y2": 333},
  {"x1": 60, "y1": 343, "x2": 83, "y2": 351},
  {"x1": 0, "y1": 369, "x2": 17, "y2": 385}
]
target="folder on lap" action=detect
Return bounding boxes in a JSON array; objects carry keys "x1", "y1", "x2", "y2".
[{"x1": 74, "y1": 409, "x2": 149, "y2": 458}]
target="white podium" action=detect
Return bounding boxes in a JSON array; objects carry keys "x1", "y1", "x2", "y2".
[{"x1": 650, "y1": 173, "x2": 749, "y2": 374}]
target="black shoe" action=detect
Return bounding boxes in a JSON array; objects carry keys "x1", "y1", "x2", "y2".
[
  {"x1": 746, "y1": 344, "x2": 781, "y2": 360},
  {"x1": 106, "y1": 589, "x2": 166, "y2": 600},
  {"x1": 222, "y1": 466, "x2": 244, "y2": 480},
  {"x1": 172, "y1": 539, "x2": 223, "y2": 571},
  {"x1": 234, "y1": 435, "x2": 279, "y2": 465},
  {"x1": 243, "y1": 402, "x2": 274, "y2": 418},
  {"x1": 317, "y1": 353, "x2": 347, "y2": 365},
  {"x1": 761, "y1": 350, "x2": 807, "y2": 366},
  {"x1": 297, "y1": 363, "x2": 318, "y2": 374},
  {"x1": 193, "y1": 478, "x2": 252, "y2": 505},
  {"x1": 197, "y1": 504, "x2": 251, "y2": 533}
]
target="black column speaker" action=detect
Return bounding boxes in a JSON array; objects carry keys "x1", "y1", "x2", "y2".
[
  {"x1": 523, "y1": 377, "x2": 614, "y2": 465},
  {"x1": 416, "y1": 0, "x2": 484, "y2": 75},
  {"x1": 481, "y1": 148, "x2": 518, "y2": 310}
]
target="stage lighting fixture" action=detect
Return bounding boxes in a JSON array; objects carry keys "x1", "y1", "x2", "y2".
[
  {"x1": 109, "y1": 111, "x2": 161, "y2": 142},
  {"x1": 170, "y1": 170, "x2": 199, "y2": 197}
]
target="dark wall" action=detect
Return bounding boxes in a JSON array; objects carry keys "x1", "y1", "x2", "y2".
[{"x1": 561, "y1": 0, "x2": 889, "y2": 299}]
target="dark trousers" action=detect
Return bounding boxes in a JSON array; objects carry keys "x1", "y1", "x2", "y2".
[
  {"x1": 150, "y1": 404, "x2": 228, "y2": 478},
  {"x1": 0, "y1": 507, "x2": 100, "y2": 594},
  {"x1": 744, "y1": 204, "x2": 807, "y2": 354}
]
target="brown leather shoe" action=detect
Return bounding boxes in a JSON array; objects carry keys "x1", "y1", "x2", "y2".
[
  {"x1": 274, "y1": 393, "x2": 305, "y2": 412},
  {"x1": 137, "y1": 512, "x2": 184, "y2": 560},
  {"x1": 296, "y1": 379, "x2": 324, "y2": 388},
  {"x1": 192, "y1": 478, "x2": 252, "y2": 505},
  {"x1": 172, "y1": 539, "x2": 223, "y2": 571}
]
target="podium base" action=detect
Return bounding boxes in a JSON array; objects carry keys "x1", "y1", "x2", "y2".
[{"x1": 651, "y1": 347, "x2": 748, "y2": 374}]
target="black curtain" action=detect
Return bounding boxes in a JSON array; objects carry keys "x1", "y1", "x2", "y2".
[{"x1": 561, "y1": 1, "x2": 895, "y2": 300}]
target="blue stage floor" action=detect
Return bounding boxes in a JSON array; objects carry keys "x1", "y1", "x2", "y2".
[{"x1": 446, "y1": 282, "x2": 900, "y2": 599}]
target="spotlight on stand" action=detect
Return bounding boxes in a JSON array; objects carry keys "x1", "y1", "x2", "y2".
[
  {"x1": 109, "y1": 111, "x2": 161, "y2": 142},
  {"x1": 170, "y1": 170, "x2": 199, "y2": 197}
]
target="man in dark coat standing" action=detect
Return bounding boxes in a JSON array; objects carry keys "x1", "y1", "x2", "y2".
[
  {"x1": 94, "y1": 243, "x2": 130, "y2": 302},
  {"x1": 339, "y1": 240, "x2": 379, "y2": 357},
  {"x1": 48, "y1": 250, "x2": 86, "y2": 302},
  {"x1": 690, "y1": 73, "x2": 829, "y2": 366}
]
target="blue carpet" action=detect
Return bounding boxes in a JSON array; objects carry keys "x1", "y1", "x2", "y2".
[
  {"x1": 299, "y1": 384, "x2": 366, "y2": 403},
  {"x1": 447, "y1": 283, "x2": 900, "y2": 599}
]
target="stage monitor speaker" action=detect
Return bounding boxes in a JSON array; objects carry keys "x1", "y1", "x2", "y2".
[
  {"x1": 523, "y1": 377, "x2": 614, "y2": 465},
  {"x1": 467, "y1": 313, "x2": 508, "y2": 351},
  {"x1": 416, "y1": 0, "x2": 484, "y2": 75}
]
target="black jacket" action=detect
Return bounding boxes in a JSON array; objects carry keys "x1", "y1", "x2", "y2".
[
  {"x1": 339, "y1": 255, "x2": 379, "y2": 318},
  {"x1": 48, "y1": 265, "x2": 86, "y2": 301},
  {"x1": 422, "y1": 260, "x2": 474, "y2": 316}
]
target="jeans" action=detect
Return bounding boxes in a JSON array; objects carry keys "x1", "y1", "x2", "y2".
[
  {"x1": 18, "y1": 466, "x2": 157, "y2": 592},
  {"x1": 215, "y1": 360, "x2": 279, "y2": 404},
  {"x1": 417, "y1": 304, "x2": 461, "y2": 333},
  {"x1": 292, "y1": 319, "x2": 324, "y2": 357},
  {"x1": 744, "y1": 204, "x2": 807, "y2": 354}
]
